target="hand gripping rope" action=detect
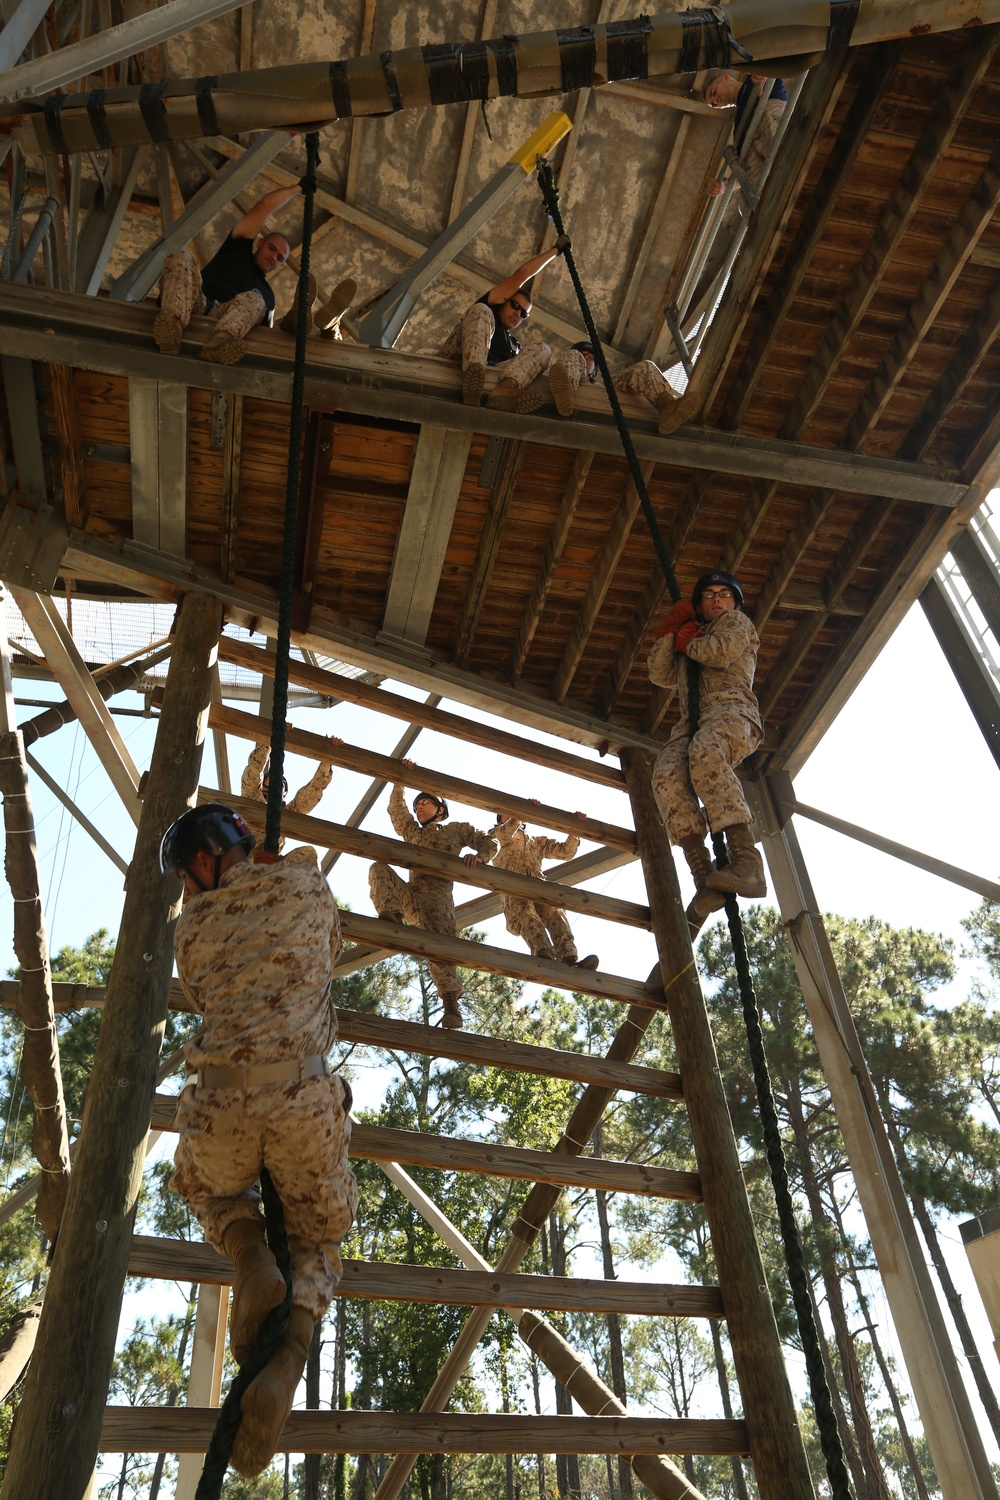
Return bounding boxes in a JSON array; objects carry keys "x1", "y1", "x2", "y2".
[
  {"x1": 194, "y1": 132, "x2": 321, "y2": 1499},
  {"x1": 535, "y1": 156, "x2": 854, "y2": 1500}
]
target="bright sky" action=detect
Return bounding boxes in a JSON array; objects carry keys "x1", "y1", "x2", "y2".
[{"x1": 3, "y1": 594, "x2": 1000, "y2": 1474}]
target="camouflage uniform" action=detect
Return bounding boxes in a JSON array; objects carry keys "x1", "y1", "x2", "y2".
[
  {"x1": 647, "y1": 610, "x2": 762, "y2": 842},
  {"x1": 241, "y1": 741, "x2": 333, "y2": 858},
  {"x1": 549, "y1": 347, "x2": 681, "y2": 413},
  {"x1": 170, "y1": 859, "x2": 358, "y2": 1320},
  {"x1": 440, "y1": 301, "x2": 552, "y2": 390},
  {"x1": 369, "y1": 785, "x2": 498, "y2": 1000},
  {"x1": 159, "y1": 248, "x2": 267, "y2": 342},
  {"x1": 492, "y1": 821, "x2": 580, "y2": 961}
]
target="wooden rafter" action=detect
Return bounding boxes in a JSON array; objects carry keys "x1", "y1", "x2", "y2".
[
  {"x1": 445, "y1": 0, "x2": 498, "y2": 224},
  {"x1": 344, "y1": 0, "x2": 378, "y2": 206},
  {"x1": 453, "y1": 439, "x2": 524, "y2": 665},
  {"x1": 509, "y1": 449, "x2": 593, "y2": 682}
]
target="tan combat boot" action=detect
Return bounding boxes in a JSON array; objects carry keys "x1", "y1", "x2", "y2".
[
  {"x1": 222, "y1": 1217, "x2": 287, "y2": 1366},
  {"x1": 314, "y1": 277, "x2": 357, "y2": 332},
  {"x1": 548, "y1": 361, "x2": 576, "y2": 416},
  {"x1": 230, "y1": 1305, "x2": 314, "y2": 1477},
  {"x1": 655, "y1": 390, "x2": 687, "y2": 435},
  {"x1": 198, "y1": 331, "x2": 247, "y2": 365},
  {"x1": 487, "y1": 378, "x2": 546, "y2": 414},
  {"x1": 680, "y1": 835, "x2": 727, "y2": 938},
  {"x1": 152, "y1": 311, "x2": 183, "y2": 355},
  {"x1": 440, "y1": 993, "x2": 464, "y2": 1029},
  {"x1": 705, "y1": 824, "x2": 767, "y2": 898},
  {"x1": 279, "y1": 272, "x2": 318, "y2": 336},
  {"x1": 462, "y1": 361, "x2": 487, "y2": 406}
]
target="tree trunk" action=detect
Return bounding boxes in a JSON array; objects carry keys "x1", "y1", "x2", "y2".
[
  {"x1": 593, "y1": 1123, "x2": 633, "y2": 1500},
  {"x1": 304, "y1": 1318, "x2": 322, "y2": 1500},
  {"x1": 708, "y1": 1318, "x2": 750, "y2": 1500},
  {"x1": 148, "y1": 1283, "x2": 198, "y2": 1500}
]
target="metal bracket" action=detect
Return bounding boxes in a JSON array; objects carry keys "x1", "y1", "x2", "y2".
[{"x1": 0, "y1": 497, "x2": 68, "y2": 591}]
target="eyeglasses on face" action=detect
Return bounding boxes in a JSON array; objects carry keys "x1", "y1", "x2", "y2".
[
  {"x1": 507, "y1": 298, "x2": 529, "y2": 319},
  {"x1": 701, "y1": 587, "x2": 733, "y2": 601}
]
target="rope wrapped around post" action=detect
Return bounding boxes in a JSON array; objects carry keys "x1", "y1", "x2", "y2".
[
  {"x1": 535, "y1": 155, "x2": 855, "y2": 1500},
  {"x1": 195, "y1": 131, "x2": 321, "y2": 1499}
]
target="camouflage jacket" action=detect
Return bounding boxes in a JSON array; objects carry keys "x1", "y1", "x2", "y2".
[
  {"x1": 647, "y1": 609, "x2": 762, "y2": 734},
  {"x1": 174, "y1": 858, "x2": 340, "y2": 1069},
  {"x1": 492, "y1": 820, "x2": 579, "y2": 879},
  {"x1": 387, "y1": 784, "x2": 497, "y2": 886}
]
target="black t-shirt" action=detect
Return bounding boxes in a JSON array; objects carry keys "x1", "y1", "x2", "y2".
[
  {"x1": 200, "y1": 234, "x2": 276, "y2": 320},
  {"x1": 478, "y1": 293, "x2": 521, "y2": 365}
]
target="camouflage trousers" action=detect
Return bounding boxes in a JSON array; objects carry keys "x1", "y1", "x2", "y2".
[
  {"x1": 550, "y1": 348, "x2": 673, "y2": 407},
  {"x1": 171, "y1": 1072, "x2": 358, "y2": 1320},
  {"x1": 441, "y1": 302, "x2": 551, "y2": 388},
  {"x1": 502, "y1": 896, "x2": 577, "y2": 963},
  {"x1": 160, "y1": 248, "x2": 267, "y2": 339},
  {"x1": 651, "y1": 711, "x2": 761, "y2": 842},
  {"x1": 369, "y1": 863, "x2": 461, "y2": 999}
]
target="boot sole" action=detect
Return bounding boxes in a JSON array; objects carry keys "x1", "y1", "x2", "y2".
[
  {"x1": 575, "y1": 954, "x2": 600, "y2": 970},
  {"x1": 315, "y1": 277, "x2": 357, "y2": 330},
  {"x1": 462, "y1": 363, "x2": 486, "y2": 406},
  {"x1": 199, "y1": 337, "x2": 247, "y2": 366},
  {"x1": 548, "y1": 366, "x2": 576, "y2": 416},
  {"x1": 231, "y1": 1366, "x2": 296, "y2": 1478},
  {"x1": 487, "y1": 388, "x2": 545, "y2": 414},
  {"x1": 153, "y1": 312, "x2": 182, "y2": 355}
]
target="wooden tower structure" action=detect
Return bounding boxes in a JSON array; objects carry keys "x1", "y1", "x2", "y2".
[{"x1": 1, "y1": 4, "x2": 1000, "y2": 1498}]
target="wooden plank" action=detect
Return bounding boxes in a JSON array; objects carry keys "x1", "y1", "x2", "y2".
[
  {"x1": 553, "y1": 462, "x2": 655, "y2": 703},
  {"x1": 344, "y1": 0, "x2": 378, "y2": 205},
  {"x1": 216, "y1": 637, "x2": 630, "y2": 787},
  {"x1": 220, "y1": 391, "x2": 242, "y2": 584},
  {"x1": 382, "y1": 426, "x2": 472, "y2": 646},
  {"x1": 127, "y1": 1238, "x2": 719, "y2": 1315},
  {"x1": 332, "y1": 1005, "x2": 682, "y2": 1099},
  {"x1": 338, "y1": 911, "x2": 659, "y2": 1009},
  {"x1": 208, "y1": 701, "x2": 636, "y2": 850},
  {"x1": 149, "y1": 1097, "x2": 701, "y2": 1200},
  {"x1": 207, "y1": 788, "x2": 652, "y2": 928},
  {"x1": 99, "y1": 1408, "x2": 748, "y2": 1457},
  {"x1": 454, "y1": 440, "x2": 525, "y2": 665},
  {"x1": 48, "y1": 364, "x2": 88, "y2": 528},
  {"x1": 899, "y1": 273, "x2": 1000, "y2": 461},
  {"x1": 509, "y1": 449, "x2": 593, "y2": 681}
]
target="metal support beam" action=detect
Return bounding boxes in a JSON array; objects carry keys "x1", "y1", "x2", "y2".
[
  {"x1": 0, "y1": 0, "x2": 252, "y2": 99},
  {"x1": 0, "y1": 0, "x2": 52, "y2": 73},
  {"x1": 128, "y1": 379, "x2": 188, "y2": 556},
  {"x1": 382, "y1": 428, "x2": 471, "y2": 645},
  {"x1": 107, "y1": 132, "x2": 290, "y2": 303},
  {"x1": 73, "y1": 147, "x2": 148, "y2": 297},
  {"x1": 357, "y1": 114, "x2": 571, "y2": 348},
  {"x1": 919, "y1": 573, "x2": 1000, "y2": 773},
  {"x1": 750, "y1": 773, "x2": 1000, "y2": 1500},
  {"x1": 9, "y1": 589, "x2": 142, "y2": 823},
  {"x1": 10, "y1": 196, "x2": 57, "y2": 284}
]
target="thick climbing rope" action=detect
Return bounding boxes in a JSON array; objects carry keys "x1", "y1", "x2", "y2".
[
  {"x1": 535, "y1": 158, "x2": 855, "y2": 1500},
  {"x1": 194, "y1": 132, "x2": 322, "y2": 1499}
]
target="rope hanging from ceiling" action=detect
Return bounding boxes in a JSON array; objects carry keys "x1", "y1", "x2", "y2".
[{"x1": 534, "y1": 154, "x2": 855, "y2": 1500}]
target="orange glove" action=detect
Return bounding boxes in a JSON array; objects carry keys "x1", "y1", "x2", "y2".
[
  {"x1": 675, "y1": 621, "x2": 703, "y2": 655},
  {"x1": 656, "y1": 599, "x2": 696, "y2": 638}
]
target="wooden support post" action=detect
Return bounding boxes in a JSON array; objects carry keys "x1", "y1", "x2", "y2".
[
  {"x1": 174, "y1": 1282, "x2": 228, "y2": 1500},
  {"x1": 620, "y1": 751, "x2": 815, "y2": 1500},
  {"x1": 0, "y1": 634, "x2": 71, "y2": 1239},
  {"x1": 1, "y1": 591, "x2": 223, "y2": 1500}
]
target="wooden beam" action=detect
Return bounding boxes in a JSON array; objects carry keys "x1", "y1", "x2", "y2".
[
  {"x1": 220, "y1": 391, "x2": 242, "y2": 584},
  {"x1": 510, "y1": 449, "x2": 593, "y2": 682},
  {"x1": 209, "y1": 701, "x2": 635, "y2": 850},
  {"x1": 899, "y1": 274, "x2": 1000, "y2": 462},
  {"x1": 149, "y1": 1096, "x2": 701, "y2": 1199},
  {"x1": 344, "y1": 0, "x2": 378, "y2": 206},
  {"x1": 553, "y1": 462, "x2": 655, "y2": 703},
  {"x1": 48, "y1": 364, "x2": 87, "y2": 528},
  {"x1": 100, "y1": 1408, "x2": 748, "y2": 1457},
  {"x1": 445, "y1": 0, "x2": 498, "y2": 223},
  {"x1": 127, "y1": 1238, "x2": 717, "y2": 1314},
  {"x1": 338, "y1": 911, "x2": 659, "y2": 1010},
  {"x1": 208, "y1": 788, "x2": 651, "y2": 929},
  {"x1": 775, "y1": 34, "x2": 999, "y2": 444},
  {"x1": 716, "y1": 43, "x2": 904, "y2": 433},
  {"x1": 216, "y1": 637, "x2": 632, "y2": 785},
  {"x1": 751, "y1": 487, "x2": 838, "y2": 634},
  {"x1": 128, "y1": 377, "x2": 187, "y2": 556},
  {"x1": 382, "y1": 426, "x2": 472, "y2": 646},
  {"x1": 454, "y1": 440, "x2": 525, "y2": 665}
]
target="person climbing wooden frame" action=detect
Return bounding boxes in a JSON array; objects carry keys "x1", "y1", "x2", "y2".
[
  {"x1": 159, "y1": 803, "x2": 358, "y2": 1479},
  {"x1": 439, "y1": 244, "x2": 567, "y2": 414},
  {"x1": 547, "y1": 340, "x2": 688, "y2": 434},
  {"x1": 646, "y1": 571, "x2": 767, "y2": 937},
  {"x1": 491, "y1": 810, "x2": 599, "y2": 970},
  {"x1": 368, "y1": 777, "x2": 498, "y2": 1029},
  {"x1": 240, "y1": 733, "x2": 339, "y2": 858}
]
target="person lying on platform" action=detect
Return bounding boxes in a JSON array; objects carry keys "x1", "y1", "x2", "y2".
[
  {"x1": 240, "y1": 735, "x2": 341, "y2": 859},
  {"x1": 152, "y1": 182, "x2": 354, "y2": 366},
  {"x1": 646, "y1": 571, "x2": 767, "y2": 938},
  {"x1": 491, "y1": 808, "x2": 599, "y2": 970},
  {"x1": 547, "y1": 339, "x2": 688, "y2": 435},
  {"x1": 160, "y1": 803, "x2": 357, "y2": 1480},
  {"x1": 369, "y1": 777, "x2": 498, "y2": 1030},
  {"x1": 439, "y1": 245, "x2": 568, "y2": 414}
]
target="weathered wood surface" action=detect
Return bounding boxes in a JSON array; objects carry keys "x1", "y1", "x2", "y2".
[
  {"x1": 99, "y1": 1408, "x2": 749, "y2": 1457},
  {"x1": 338, "y1": 912, "x2": 659, "y2": 1009},
  {"x1": 216, "y1": 637, "x2": 629, "y2": 788},
  {"x1": 127, "y1": 1237, "x2": 723, "y2": 1317},
  {"x1": 201, "y1": 788, "x2": 652, "y2": 929},
  {"x1": 149, "y1": 1095, "x2": 701, "y2": 1200},
  {"x1": 209, "y1": 700, "x2": 636, "y2": 849}
]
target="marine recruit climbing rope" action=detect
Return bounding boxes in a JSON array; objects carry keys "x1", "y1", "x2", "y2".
[
  {"x1": 535, "y1": 155, "x2": 855, "y2": 1500},
  {"x1": 193, "y1": 131, "x2": 322, "y2": 1500}
]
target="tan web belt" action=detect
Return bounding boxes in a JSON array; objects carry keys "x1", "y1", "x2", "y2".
[{"x1": 193, "y1": 1054, "x2": 329, "y2": 1090}]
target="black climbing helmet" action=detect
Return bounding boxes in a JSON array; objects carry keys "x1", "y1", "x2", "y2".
[
  {"x1": 159, "y1": 803, "x2": 256, "y2": 876},
  {"x1": 413, "y1": 791, "x2": 449, "y2": 822},
  {"x1": 571, "y1": 341, "x2": 598, "y2": 380},
  {"x1": 692, "y1": 571, "x2": 744, "y2": 611}
]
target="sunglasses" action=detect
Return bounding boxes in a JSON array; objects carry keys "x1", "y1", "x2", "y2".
[
  {"x1": 507, "y1": 298, "x2": 530, "y2": 319},
  {"x1": 701, "y1": 588, "x2": 734, "y2": 601}
]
